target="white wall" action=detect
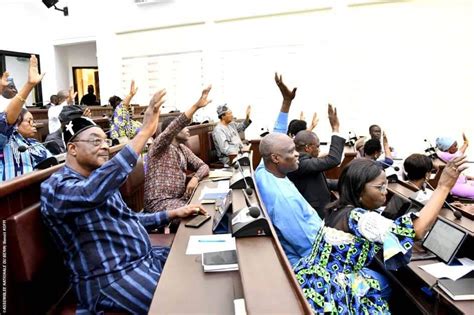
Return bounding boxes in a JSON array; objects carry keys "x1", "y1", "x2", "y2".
[
  {"x1": 1, "y1": 0, "x2": 473, "y2": 163},
  {"x1": 54, "y1": 42, "x2": 98, "y2": 92}
]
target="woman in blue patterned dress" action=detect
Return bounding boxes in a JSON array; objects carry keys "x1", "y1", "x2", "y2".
[
  {"x1": 109, "y1": 80, "x2": 142, "y2": 141},
  {"x1": 294, "y1": 157, "x2": 466, "y2": 314}
]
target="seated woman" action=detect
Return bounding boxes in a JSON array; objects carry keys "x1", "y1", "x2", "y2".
[
  {"x1": 109, "y1": 80, "x2": 142, "y2": 141},
  {"x1": 384, "y1": 154, "x2": 433, "y2": 219},
  {"x1": 436, "y1": 135, "x2": 474, "y2": 199},
  {"x1": 0, "y1": 56, "x2": 51, "y2": 182},
  {"x1": 293, "y1": 157, "x2": 465, "y2": 314}
]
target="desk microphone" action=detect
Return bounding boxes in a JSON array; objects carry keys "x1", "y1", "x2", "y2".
[
  {"x1": 425, "y1": 182, "x2": 462, "y2": 219},
  {"x1": 424, "y1": 139, "x2": 437, "y2": 159},
  {"x1": 233, "y1": 162, "x2": 253, "y2": 196},
  {"x1": 378, "y1": 160, "x2": 400, "y2": 172},
  {"x1": 18, "y1": 140, "x2": 56, "y2": 153},
  {"x1": 242, "y1": 188, "x2": 261, "y2": 218}
]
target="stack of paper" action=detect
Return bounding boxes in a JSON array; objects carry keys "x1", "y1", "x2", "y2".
[
  {"x1": 186, "y1": 234, "x2": 236, "y2": 255},
  {"x1": 202, "y1": 250, "x2": 239, "y2": 272},
  {"x1": 208, "y1": 170, "x2": 233, "y2": 179},
  {"x1": 199, "y1": 187, "x2": 230, "y2": 201},
  {"x1": 419, "y1": 257, "x2": 474, "y2": 280}
]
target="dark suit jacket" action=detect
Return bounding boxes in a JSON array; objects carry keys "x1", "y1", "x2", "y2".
[{"x1": 288, "y1": 135, "x2": 345, "y2": 218}]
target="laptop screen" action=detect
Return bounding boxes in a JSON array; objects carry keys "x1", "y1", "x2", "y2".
[{"x1": 422, "y1": 218, "x2": 467, "y2": 264}]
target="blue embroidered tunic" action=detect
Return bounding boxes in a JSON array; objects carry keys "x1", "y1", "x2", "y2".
[{"x1": 41, "y1": 145, "x2": 170, "y2": 314}]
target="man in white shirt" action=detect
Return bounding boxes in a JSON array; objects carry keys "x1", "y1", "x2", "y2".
[{"x1": 48, "y1": 90, "x2": 69, "y2": 133}]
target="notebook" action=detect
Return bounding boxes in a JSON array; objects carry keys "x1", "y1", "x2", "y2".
[
  {"x1": 438, "y1": 278, "x2": 474, "y2": 300},
  {"x1": 202, "y1": 250, "x2": 238, "y2": 272}
]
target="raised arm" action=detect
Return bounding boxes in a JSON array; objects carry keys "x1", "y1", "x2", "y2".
[
  {"x1": 129, "y1": 89, "x2": 166, "y2": 155},
  {"x1": 5, "y1": 55, "x2": 45, "y2": 125},
  {"x1": 460, "y1": 132, "x2": 469, "y2": 154},
  {"x1": 413, "y1": 155, "x2": 467, "y2": 239},
  {"x1": 308, "y1": 112, "x2": 319, "y2": 131},
  {"x1": 150, "y1": 85, "x2": 212, "y2": 155},
  {"x1": 382, "y1": 132, "x2": 393, "y2": 161},
  {"x1": 273, "y1": 72, "x2": 297, "y2": 134},
  {"x1": 122, "y1": 80, "x2": 138, "y2": 110},
  {"x1": 274, "y1": 72, "x2": 297, "y2": 114}
]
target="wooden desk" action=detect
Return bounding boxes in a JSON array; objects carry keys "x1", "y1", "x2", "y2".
[
  {"x1": 149, "y1": 181, "x2": 243, "y2": 314},
  {"x1": 384, "y1": 181, "x2": 474, "y2": 314},
  {"x1": 150, "y1": 163, "x2": 312, "y2": 314}
]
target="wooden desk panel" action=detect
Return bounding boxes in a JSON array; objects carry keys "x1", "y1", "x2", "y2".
[
  {"x1": 149, "y1": 181, "x2": 243, "y2": 314},
  {"x1": 408, "y1": 260, "x2": 473, "y2": 315}
]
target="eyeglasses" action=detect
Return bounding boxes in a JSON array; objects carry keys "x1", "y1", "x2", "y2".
[
  {"x1": 73, "y1": 138, "x2": 113, "y2": 147},
  {"x1": 369, "y1": 181, "x2": 388, "y2": 193}
]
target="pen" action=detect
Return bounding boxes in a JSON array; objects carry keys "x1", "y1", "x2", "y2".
[{"x1": 198, "y1": 240, "x2": 226, "y2": 243}]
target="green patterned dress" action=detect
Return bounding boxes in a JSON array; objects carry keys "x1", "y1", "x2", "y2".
[{"x1": 294, "y1": 208, "x2": 416, "y2": 314}]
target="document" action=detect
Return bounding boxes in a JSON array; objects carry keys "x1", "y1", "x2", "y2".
[
  {"x1": 199, "y1": 187, "x2": 230, "y2": 201},
  {"x1": 208, "y1": 169, "x2": 233, "y2": 179},
  {"x1": 419, "y1": 258, "x2": 474, "y2": 281},
  {"x1": 186, "y1": 233, "x2": 236, "y2": 255}
]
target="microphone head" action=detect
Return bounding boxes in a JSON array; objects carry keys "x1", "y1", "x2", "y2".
[
  {"x1": 245, "y1": 187, "x2": 253, "y2": 196},
  {"x1": 248, "y1": 206, "x2": 260, "y2": 218},
  {"x1": 393, "y1": 166, "x2": 400, "y2": 171},
  {"x1": 18, "y1": 145, "x2": 28, "y2": 153},
  {"x1": 453, "y1": 209, "x2": 463, "y2": 219},
  {"x1": 233, "y1": 163, "x2": 239, "y2": 170}
]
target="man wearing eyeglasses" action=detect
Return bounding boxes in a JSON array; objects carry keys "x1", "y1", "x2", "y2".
[{"x1": 40, "y1": 90, "x2": 207, "y2": 314}]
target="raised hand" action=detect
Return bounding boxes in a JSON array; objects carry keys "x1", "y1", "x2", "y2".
[
  {"x1": 83, "y1": 107, "x2": 92, "y2": 118},
  {"x1": 246, "y1": 105, "x2": 251, "y2": 119},
  {"x1": 463, "y1": 132, "x2": 468, "y2": 143},
  {"x1": 438, "y1": 155, "x2": 468, "y2": 190},
  {"x1": 142, "y1": 89, "x2": 166, "y2": 136},
  {"x1": 327, "y1": 104, "x2": 339, "y2": 132},
  {"x1": 28, "y1": 55, "x2": 45, "y2": 86},
  {"x1": 129, "y1": 80, "x2": 138, "y2": 96},
  {"x1": 194, "y1": 85, "x2": 212, "y2": 108},
  {"x1": 299, "y1": 111, "x2": 305, "y2": 121},
  {"x1": 274, "y1": 72, "x2": 297, "y2": 102},
  {"x1": 67, "y1": 86, "x2": 77, "y2": 105},
  {"x1": 309, "y1": 112, "x2": 319, "y2": 130}
]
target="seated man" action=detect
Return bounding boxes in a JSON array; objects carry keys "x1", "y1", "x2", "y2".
[
  {"x1": 144, "y1": 86, "x2": 211, "y2": 227},
  {"x1": 287, "y1": 104, "x2": 345, "y2": 218},
  {"x1": 41, "y1": 90, "x2": 206, "y2": 314},
  {"x1": 255, "y1": 73, "x2": 322, "y2": 267},
  {"x1": 363, "y1": 137, "x2": 394, "y2": 169},
  {"x1": 212, "y1": 103, "x2": 251, "y2": 165}
]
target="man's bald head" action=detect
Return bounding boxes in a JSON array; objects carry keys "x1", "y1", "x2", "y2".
[
  {"x1": 294, "y1": 130, "x2": 320, "y2": 157},
  {"x1": 260, "y1": 133, "x2": 299, "y2": 177},
  {"x1": 57, "y1": 90, "x2": 69, "y2": 104}
]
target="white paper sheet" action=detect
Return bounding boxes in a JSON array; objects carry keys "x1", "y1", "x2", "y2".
[
  {"x1": 419, "y1": 258, "x2": 474, "y2": 281},
  {"x1": 186, "y1": 234, "x2": 236, "y2": 255}
]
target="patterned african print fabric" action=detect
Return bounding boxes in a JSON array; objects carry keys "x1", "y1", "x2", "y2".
[
  {"x1": 110, "y1": 102, "x2": 142, "y2": 140},
  {"x1": 294, "y1": 208, "x2": 415, "y2": 314}
]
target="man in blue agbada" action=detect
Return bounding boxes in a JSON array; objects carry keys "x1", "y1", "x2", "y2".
[{"x1": 41, "y1": 89, "x2": 209, "y2": 314}]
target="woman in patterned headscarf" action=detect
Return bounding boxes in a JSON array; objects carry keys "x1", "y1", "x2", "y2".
[
  {"x1": 109, "y1": 80, "x2": 142, "y2": 141},
  {"x1": 293, "y1": 157, "x2": 466, "y2": 314}
]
